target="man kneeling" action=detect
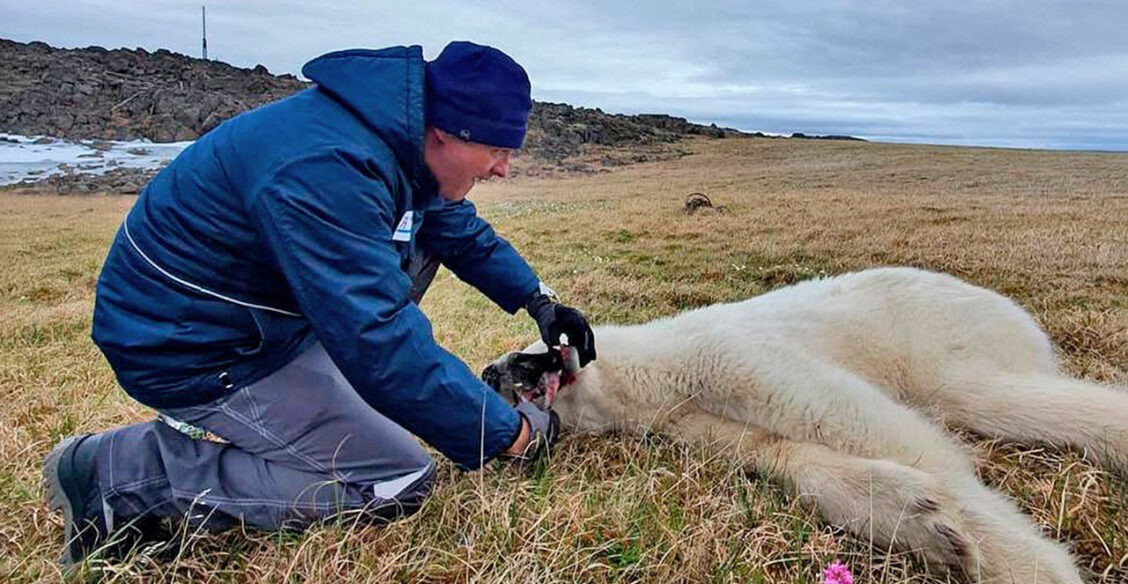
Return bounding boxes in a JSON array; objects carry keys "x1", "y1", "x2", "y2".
[{"x1": 42, "y1": 41, "x2": 594, "y2": 565}]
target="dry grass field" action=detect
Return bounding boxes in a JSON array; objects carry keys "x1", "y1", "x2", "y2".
[{"x1": 1, "y1": 136, "x2": 1126, "y2": 583}]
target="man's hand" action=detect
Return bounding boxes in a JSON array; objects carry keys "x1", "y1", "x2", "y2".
[
  {"x1": 525, "y1": 292, "x2": 597, "y2": 367},
  {"x1": 504, "y1": 401, "x2": 560, "y2": 462}
]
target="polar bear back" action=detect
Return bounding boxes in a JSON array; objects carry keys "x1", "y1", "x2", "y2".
[{"x1": 597, "y1": 267, "x2": 1059, "y2": 395}]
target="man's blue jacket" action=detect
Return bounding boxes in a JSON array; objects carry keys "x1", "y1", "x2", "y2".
[{"x1": 91, "y1": 46, "x2": 539, "y2": 469}]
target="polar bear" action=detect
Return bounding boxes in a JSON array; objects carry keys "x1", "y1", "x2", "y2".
[{"x1": 483, "y1": 267, "x2": 1128, "y2": 584}]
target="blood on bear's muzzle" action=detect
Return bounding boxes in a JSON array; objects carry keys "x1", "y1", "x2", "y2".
[{"x1": 481, "y1": 350, "x2": 566, "y2": 410}]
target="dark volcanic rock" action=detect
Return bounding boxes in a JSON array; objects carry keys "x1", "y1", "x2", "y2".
[
  {"x1": 1, "y1": 37, "x2": 763, "y2": 187},
  {"x1": 790, "y1": 132, "x2": 865, "y2": 142},
  {"x1": 524, "y1": 103, "x2": 737, "y2": 163},
  {"x1": 0, "y1": 38, "x2": 307, "y2": 142},
  {"x1": 11, "y1": 167, "x2": 160, "y2": 195}
]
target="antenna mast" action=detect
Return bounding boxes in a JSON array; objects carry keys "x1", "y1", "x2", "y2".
[{"x1": 201, "y1": 5, "x2": 208, "y2": 60}]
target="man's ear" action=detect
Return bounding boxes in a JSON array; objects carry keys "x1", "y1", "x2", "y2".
[{"x1": 428, "y1": 126, "x2": 449, "y2": 144}]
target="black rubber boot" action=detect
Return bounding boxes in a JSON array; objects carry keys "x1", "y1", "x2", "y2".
[
  {"x1": 43, "y1": 434, "x2": 171, "y2": 566},
  {"x1": 43, "y1": 434, "x2": 110, "y2": 566}
]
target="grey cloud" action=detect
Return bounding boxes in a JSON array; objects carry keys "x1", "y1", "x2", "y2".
[{"x1": 2, "y1": 0, "x2": 1126, "y2": 150}]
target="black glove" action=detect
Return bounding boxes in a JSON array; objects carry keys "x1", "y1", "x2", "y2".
[
  {"x1": 509, "y1": 401, "x2": 561, "y2": 463},
  {"x1": 525, "y1": 292, "x2": 597, "y2": 367}
]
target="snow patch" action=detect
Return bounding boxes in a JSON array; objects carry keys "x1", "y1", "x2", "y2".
[{"x1": 0, "y1": 133, "x2": 192, "y2": 187}]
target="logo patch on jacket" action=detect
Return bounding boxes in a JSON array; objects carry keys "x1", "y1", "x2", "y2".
[{"x1": 393, "y1": 211, "x2": 414, "y2": 242}]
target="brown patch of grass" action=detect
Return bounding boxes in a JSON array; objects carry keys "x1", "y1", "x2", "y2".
[{"x1": 1, "y1": 137, "x2": 1126, "y2": 582}]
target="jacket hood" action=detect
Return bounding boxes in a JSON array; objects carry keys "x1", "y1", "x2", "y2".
[{"x1": 301, "y1": 46, "x2": 427, "y2": 181}]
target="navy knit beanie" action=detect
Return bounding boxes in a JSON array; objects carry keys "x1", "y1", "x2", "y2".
[{"x1": 425, "y1": 41, "x2": 532, "y2": 149}]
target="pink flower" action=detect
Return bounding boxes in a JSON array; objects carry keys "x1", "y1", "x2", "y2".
[{"x1": 823, "y1": 560, "x2": 854, "y2": 584}]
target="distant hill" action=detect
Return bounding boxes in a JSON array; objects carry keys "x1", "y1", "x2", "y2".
[{"x1": 0, "y1": 38, "x2": 759, "y2": 170}]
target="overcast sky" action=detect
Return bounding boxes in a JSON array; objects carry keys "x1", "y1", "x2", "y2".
[{"x1": 4, "y1": 0, "x2": 1127, "y2": 151}]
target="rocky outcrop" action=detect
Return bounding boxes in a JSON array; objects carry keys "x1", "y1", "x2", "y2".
[
  {"x1": 790, "y1": 132, "x2": 865, "y2": 142},
  {"x1": 524, "y1": 102, "x2": 731, "y2": 163},
  {"x1": 0, "y1": 38, "x2": 740, "y2": 159},
  {"x1": 26, "y1": 166, "x2": 158, "y2": 195},
  {"x1": 0, "y1": 39, "x2": 306, "y2": 142}
]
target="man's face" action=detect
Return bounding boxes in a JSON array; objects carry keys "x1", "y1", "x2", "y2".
[{"x1": 423, "y1": 128, "x2": 513, "y2": 202}]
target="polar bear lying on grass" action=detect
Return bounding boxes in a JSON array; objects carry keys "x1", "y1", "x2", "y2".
[{"x1": 483, "y1": 267, "x2": 1128, "y2": 584}]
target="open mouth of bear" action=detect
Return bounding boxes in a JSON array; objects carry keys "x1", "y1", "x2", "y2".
[
  {"x1": 481, "y1": 347, "x2": 578, "y2": 410},
  {"x1": 522, "y1": 370, "x2": 560, "y2": 409}
]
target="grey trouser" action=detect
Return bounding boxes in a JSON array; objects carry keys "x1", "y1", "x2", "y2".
[{"x1": 93, "y1": 249, "x2": 443, "y2": 532}]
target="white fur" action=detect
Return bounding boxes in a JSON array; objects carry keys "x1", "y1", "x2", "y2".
[{"x1": 509, "y1": 267, "x2": 1128, "y2": 583}]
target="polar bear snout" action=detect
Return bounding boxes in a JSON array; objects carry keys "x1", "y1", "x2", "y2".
[
  {"x1": 480, "y1": 360, "x2": 511, "y2": 401},
  {"x1": 482, "y1": 350, "x2": 565, "y2": 409}
]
